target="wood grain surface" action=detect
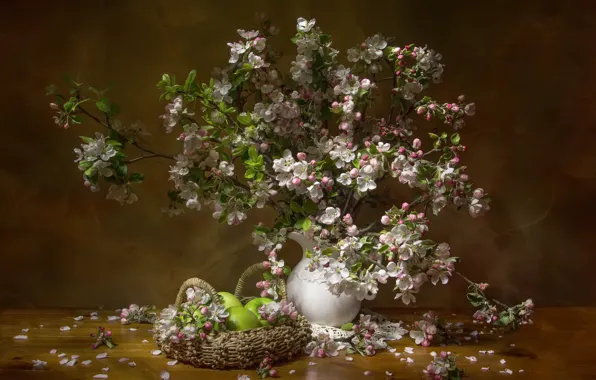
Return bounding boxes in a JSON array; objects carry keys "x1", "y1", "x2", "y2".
[{"x1": 1, "y1": 308, "x2": 595, "y2": 379}]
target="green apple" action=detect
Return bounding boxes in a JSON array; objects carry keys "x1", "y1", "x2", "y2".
[
  {"x1": 244, "y1": 297, "x2": 274, "y2": 318},
  {"x1": 225, "y1": 306, "x2": 261, "y2": 331},
  {"x1": 217, "y1": 292, "x2": 242, "y2": 310}
]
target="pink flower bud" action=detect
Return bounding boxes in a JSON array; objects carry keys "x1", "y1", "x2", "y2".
[
  {"x1": 381, "y1": 215, "x2": 391, "y2": 225},
  {"x1": 260, "y1": 290, "x2": 269, "y2": 297},
  {"x1": 398, "y1": 219, "x2": 404, "y2": 225},
  {"x1": 413, "y1": 138, "x2": 422, "y2": 149},
  {"x1": 478, "y1": 282, "x2": 489, "y2": 291},
  {"x1": 440, "y1": 351, "x2": 448, "y2": 359},
  {"x1": 260, "y1": 142, "x2": 270, "y2": 152},
  {"x1": 320, "y1": 229, "x2": 329, "y2": 238},
  {"x1": 397, "y1": 54, "x2": 404, "y2": 60},
  {"x1": 425, "y1": 113, "x2": 432, "y2": 121},
  {"x1": 401, "y1": 202, "x2": 410, "y2": 210},
  {"x1": 297, "y1": 152, "x2": 307, "y2": 161},
  {"x1": 343, "y1": 213, "x2": 353, "y2": 225},
  {"x1": 120, "y1": 318, "x2": 127, "y2": 324},
  {"x1": 344, "y1": 95, "x2": 350, "y2": 102},
  {"x1": 49, "y1": 103, "x2": 59, "y2": 110},
  {"x1": 410, "y1": 152, "x2": 417, "y2": 158},
  {"x1": 460, "y1": 174, "x2": 468, "y2": 182},
  {"x1": 256, "y1": 281, "x2": 264, "y2": 289},
  {"x1": 262, "y1": 261, "x2": 271, "y2": 269},
  {"x1": 450, "y1": 156, "x2": 460, "y2": 165},
  {"x1": 204, "y1": 322, "x2": 213, "y2": 330},
  {"x1": 395, "y1": 70, "x2": 402, "y2": 76},
  {"x1": 290, "y1": 311, "x2": 298, "y2": 319},
  {"x1": 364, "y1": 140, "x2": 371, "y2": 148},
  {"x1": 291, "y1": 178, "x2": 301, "y2": 186},
  {"x1": 393, "y1": 47, "x2": 401, "y2": 54},
  {"x1": 267, "y1": 315, "x2": 276, "y2": 323},
  {"x1": 200, "y1": 332, "x2": 206, "y2": 339},
  {"x1": 274, "y1": 267, "x2": 283, "y2": 276},
  {"x1": 407, "y1": 214, "x2": 416, "y2": 221},
  {"x1": 331, "y1": 101, "x2": 339, "y2": 109},
  {"x1": 339, "y1": 122, "x2": 349, "y2": 131},
  {"x1": 350, "y1": 168, "x2": 359, "y2": 178},
  {"x1": 473, "y1": 188, "x2": 484, "y2": 199},
  {"x1": 452, "y1": 105, "x2": 460, "y2": 112},
  {"x1": 417, "y1": 106, "x2": 425, "y2": 115},
  {"x1": 270, "y1": 369, "x2": 278, "y2": 377},
  {"x1": 421, "y1": 339, "x2": 429, "y2": 347},
  {"x1": 360, "y1": 42, "x2": 367, "y2": 49},
  {"x1": 354, "y1": 112, "x2": 362, "y2": 121},
  {"x1": 364, "y1": 333, "x2": 372, "y2": 340},
  {"x1": 201, "y1": 306, "x2": 209, "y2": 315},
  {"x1": 398, "y1": 147, "x2": 406, "y2": 154},
  {"x1": 321, "y1": 176, "x2": 329, "y2": 185},
  {"x1": 417, "y1": 213, "x2": 425, "y2": 219},
  {"x1": 362, "y1": 154, "x2": 369, "y2": 160},
  {"x1": 263, "y1": 281, "x2": 270, "y2": 288},
  {"x1": 63, "y1": 123, "x2": 69, "y2": 129},
  {"x1": 310, "y1": 160, "x2": 317, "y2": 166},
  {"x1": 308, "y1": 174, "x2": 316, "y2": 182},
  {"x1": 106, "y1": 331, "x2": 112, "y2": 336}
]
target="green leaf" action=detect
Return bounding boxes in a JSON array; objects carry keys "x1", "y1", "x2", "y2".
[
  {"x1": 429, "y1": 133, "x2": 439, "y2": 140},
  {"x1": 129, "y1": 172, "x2": 144, "y2": 183},
  {"x1": 248, "y1": 145, "x2": 258, "y2": 160},
  {"x1": 96, "y1": 98, "x2": 111, "y2": 113},
  {"x1": 302, "y1": 218, "x2": 312, "y2": 231},
  {"x1": 79, "y1": 136, "x2": 94, "y2": 143},
  {"x1": 341, "y1": 322, "x2": 354, "y2": 331},
  {"x1": 237, "y1": 113, "x2": 252, "y2": 126},
  {"x1": 255, "y1": 172, "x2": 264, "y2": 182},
  {"x1": 440, "y1": 132, "x2": 448, "y2": 140},
  {"x1": 451, "y1": 133, "x2": 460, "y2": 145},
  {"x1": 290, "y1": 201, "x2": 302, "y2": 213},
  {"x1": 282, "y1": 266, "x2": 292, "y2": 276},
  {"x1": 84, "y1": 167, "x2": 95, "y2": 177},
  {"x1": 466, "y1": 293, "x2": 485, "y2": 307},
  {"x1": 63, "y1": 99, "x2": 76, "y2": 113},
  {"x1": 244, "y1": 168, "x2": 256, "y2": 179},
  {"x1": 305, "y1": 250, "x2": 312, "y2": 259},
  {"x1": 184, "y1": 69, "x2": 197, "y2": 91},
  {"x1": 262, "y1": 272, "x2": 273, "y2": 281}
]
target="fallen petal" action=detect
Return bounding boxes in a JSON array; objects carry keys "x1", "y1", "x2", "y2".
[
  {"x1": 119, "y1": 358, "x2": 130, "y2": 363},
  {"x1": 388, "y1": 347, "x2": 396, "y2": 353},
  {"x1": 32, "y1": 360, "x2": 47, "y2": 370},
  {"x1": 406, "y1": 357, "x2": 414, "y2": 364},
  {"x1": 58, "y1": 353, "x2": 66, "y2": 358},
  {"x1": 129, "y1": 328, "x2": 137, "y2": 332},
  {"x1": 364, "y1": 371, "x2": 372, "y2": 376},
  {"x1": 90, "y1": 312, "x2": 99, "y2": 317},
  {"x1": 478, "y1": 350, "x2": 486, "y2": 354},
  {"x1": 161, "y1": 370, "x2": 171, "y2": 380},
  {"x1": 151, "y1": 350, "x2": 162, "y2": 356},
  {"x1": 96, "y1": 353, "x2": 108, "y2": 359},
  {"x1": 142, "y1": 339, "x2": 149, "y2": 343},
  {"x1": 487, "y1": 350, "x2": 495, "y2": 355},
  {"x1": 308, "y1": 362, "x2": 316, "y2": 366},
  {"x1": 82, "y1": 360, "x2": 93, "y2": 366},
  {"x1": 22, "y1": 328, "x2": 29, "y2": 333},
  {"x1": 93, "y1": 375, "x2": 108, "y2": 379},
  {"x1": 430, "y1": 351, "x2": 437, "y2": 357},
  {"x1": 465, "y1": 356, "x2": 477, "y2": 363},
  {"x1": 107, "y1": 316, "x2": 119, "y2": 321},
  {"x1": 128, "y1": 361, "x2": 137, "y2": 367},
  {"x1": 74, "y1": 316, "x2": 84, "y2": 321},
  {"x1": 50, "y1": 349, "x2": 57, "y2": 355},
  {"x1": 481, "y1": 367, "x2": 490, "y2": 371},
  {"x1": 13, "y1": 335, "x2": 28, "y2": 340},
  {"x1": 91, "y1": 316, "x2": 99, "y2": 320},
  {"x1": 59, "y1": 358, "x2": 68, "y2": 365},
  {"x1": 345, "y1": 356, "x2": 353, "y2": 362},
  {"x1": 519, "y1": 369, "x2": 525, "y2": 373},
  {"x1": 385, "y1": 371, "x2": 393, "y2": 376},
  {"x1": 400, "y1": 358, "x2": 406, "y2": 362},
  {"x1": 60, "y1": 326, "x2": 71, "y2": 332},
  {"x1": 167, "y1": 360, "x2": 178, "y2": 366},
  {"x1": 510, "y1": 343, "x2": 515, "y2": 347},
  {"x1": 394, "y1": 352, "x2": 402, "y2": 357},
  {"x1": 289, "y1": 369, "x2": 296, "y2": 374},
  {"x1": 404, "y1": 347, "x2": 414, "y2": 354},
  {"x1": 500, "y1": 359, "x2": 506, "y2": 364},
  {"x1": 102, "y1": 367, "x2": 110, "y2": 372}
]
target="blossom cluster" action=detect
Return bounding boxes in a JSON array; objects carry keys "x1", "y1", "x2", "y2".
[
  {"x1": 424, "y1": 352, "x2": 463, "y2": 380},
  {"x1": 120, "y1": 304, "x2": 156, "y2": 325},
  {"x1": 305, "y1": 332, "x2": 341, "y2": 358},
  {"x1": 349, "y1": 314, "x2": 382, "y2": 356},
  {"x1": 409, "y1": 311, "x2": 442, "y2": 346},
  {"x1": 258, "y1": 300, "x2": 298, "y2": 324},
  {"x1": 91, "y1": 326, "x2": 116, "y2": 349},
  {"x1": 154, "y1": 286, "x2": 229, "y2": 343},
  {"x1": 256, "y1": 357, "x2": 279, "y2": 378}
]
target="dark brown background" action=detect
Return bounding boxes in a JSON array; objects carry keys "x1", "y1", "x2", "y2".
[{"x1": 1, "y1": 0, "x2": 595, "y2": 310}]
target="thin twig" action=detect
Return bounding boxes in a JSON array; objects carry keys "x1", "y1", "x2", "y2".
[
  {"x1": 124, "y1": 154, "x2": 165, "y2": 164},
  {"x1": 342, "y1": 189, "x2": 354, "y2": 216},
  {"x1": 455, "y1": 271, "x2": 510, "y2": 309}
]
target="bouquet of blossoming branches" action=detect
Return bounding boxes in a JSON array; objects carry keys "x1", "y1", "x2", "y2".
[{"x1": 46, "y1": 16, "x2": 533, "y2": 332}]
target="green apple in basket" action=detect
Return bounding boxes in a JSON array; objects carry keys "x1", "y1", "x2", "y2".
[
  {"x1": 217, "y1": 291, "x2": 243, "y2": 310},
  {"x1": 225, "y1": 306, "x2": 261, "y2": 331},
  {"x1": 244, "y1": 297, "x2": 274, "y2": 326}
]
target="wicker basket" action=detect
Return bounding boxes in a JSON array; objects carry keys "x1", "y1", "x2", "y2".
[{"x1": 153, "y1": 263, "x2": 312, "y2": 369}]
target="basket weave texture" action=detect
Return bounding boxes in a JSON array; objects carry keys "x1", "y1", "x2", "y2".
[{"x1": 153, "y1": 263, "x2": 312, "y2": 369}]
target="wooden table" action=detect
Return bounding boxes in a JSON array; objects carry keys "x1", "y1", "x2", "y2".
[{"x1": 0, "y1": 308, "x2": 594, "y2": 379}]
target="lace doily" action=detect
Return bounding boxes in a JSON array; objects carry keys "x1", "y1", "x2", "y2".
[{"x1": 309, "y1": 309, "x2": 408, "y2": 346}]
